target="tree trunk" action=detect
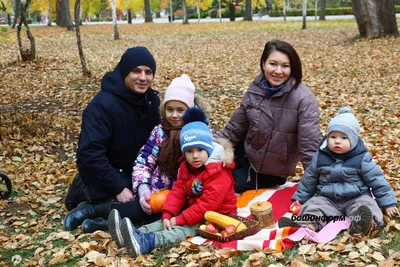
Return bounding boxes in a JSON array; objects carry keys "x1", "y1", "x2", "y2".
[
  {"x1": 229, "y1": 3, "x2": 235, "y2": 21},
  {"x1": 7, "y1": 13, "x2": 11, "y2": 26},
  {"x1": 243, "y1": 0, "x2": 252, "y2": 21},
  {"x1": 352, "y1": 0, "x2": 381, "y2": 38},
  {"x1": 56, "y1": 0, "x2": 74, "y2": 30},
  {"x1": 156, "y1": 11, "x2": 160, "y2": 18},
  {"x1": 47, "y1": 0, "x2": 52, "y2": 26},
  {"x1": 127, "y1": 10, "x2": 132, "y2": 24},
  {"x1": 12, "y1": 0, "x2": 21, "y2": 29},
  {"x1": 111, "y1": 0, "x2": 119, "y2": 40},
  {"x1": 17, "y1": 0, "x2": 35, "y2": 61},
  {"x1": 319, "y1": 0, "x2": 326, "y2": 20},
  {"x1": 302, "y1": 0, "x2": 306, "y2": 29},
  {"x1": 144, "y1": 0, "x2": 153, "y2": 22},
  {"x1": 74, "y1": 0, "x2": 91, "y2": 77},
  {"x1": 182, "y1": 0, "x2": 188, "y2": 24},
  {"x1": 283, "y1": 0, "x2": 286, "y2": 21},
  {"x1": 378, "y1": 0, "x2": 399, "y2": 37}
]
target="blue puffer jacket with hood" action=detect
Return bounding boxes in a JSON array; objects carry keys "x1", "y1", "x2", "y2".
[{"x1": 76, "y1": 47, "x2": 161, "y2": 201}]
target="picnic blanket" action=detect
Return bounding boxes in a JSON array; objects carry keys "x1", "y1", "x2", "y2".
[{"x1": 190, "y1": 182, "x2": 350, "y2": 251}]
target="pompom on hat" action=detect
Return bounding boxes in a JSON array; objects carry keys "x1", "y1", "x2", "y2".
[
  {"x1": 180, "y1": 107, "x2": 213, "y2": 156},
  {"x1": 163, "y1": 74, "x2": 195, "y2": 108},
  {"x1": 118, "y1": 46, "x2": 156, "y2": 78},
  {"x1": 328, "y1": 107, "x2": 360, "y2": 151}
]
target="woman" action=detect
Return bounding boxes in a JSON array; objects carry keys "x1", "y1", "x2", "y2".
[{"x1": 215, "y1": 40, "x2": 320, "y2": 193}]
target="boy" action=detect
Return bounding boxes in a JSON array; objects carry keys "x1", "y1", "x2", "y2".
[
  {"x1": 279, "y1": 107, "x2": 398, "y2": 236},
  {"x1": 108, "y1": 107, "x2": 237, "y2": 257}
]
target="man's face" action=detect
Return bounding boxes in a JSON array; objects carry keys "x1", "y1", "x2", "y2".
[{"x1": 124, "y1": 65, "x2": 154, "y2": 94}]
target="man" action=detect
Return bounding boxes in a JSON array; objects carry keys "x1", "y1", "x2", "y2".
[{"x1": 63, "y1": 46, "x2": 161, "y2": 231}]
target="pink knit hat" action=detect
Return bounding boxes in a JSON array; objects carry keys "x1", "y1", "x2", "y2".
[{"x1": 163, "y1": 74, "x2": 195, "y2": 108}]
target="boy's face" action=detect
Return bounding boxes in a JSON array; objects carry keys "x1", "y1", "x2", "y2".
[
  {"x1": 328, "y1": 131, "x2": 351, "y2": 154},
  {"x1": 184, "y1": 148, "x2": 208, "y2": 168}
]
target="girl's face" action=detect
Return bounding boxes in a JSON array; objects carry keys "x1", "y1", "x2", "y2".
[
  {"x1": 263, "y1": 51, "x2": 291, "y2": 87},
  {"x1": 328, "y1": 131, "x2": 351, "y2": 154},
  {"x1": 184, "y1": 148, "x2": 208, "y2": 168},
  {"x1": 165, "y1": 100, "x2": 188, "y2": 127}
]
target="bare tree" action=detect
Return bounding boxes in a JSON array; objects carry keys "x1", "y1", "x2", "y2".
[
  {"x1": 127, "y1": 9, "x2": 132, "y2": 24},
  {"x1": 17, "y1": 0, "x2": 35, "y2": 61},
  {"x1": 302, "y1": 0, "x2": 306, "y2": 29},
  {"x1": 12, "y1": 0, "x2": 21, "y2": 29},
  {"x1": 144, "y1": 0, "x2": 153, "y2": 22},
  {"x1": 182, "y1": 0, "x2": 188, "y2": 24},
  {"x1": 47, "y1": 0, "x2": 52, "y2": 25},
  {"x1": 74, "y1": 0, "x2": 91, "y2": 77},
  {"x1": 56, "y1": 0, "x2": 74, "y2": 30},
  {"x1": 111, "y1": 0, "x2": 119, "y2": 39},
  {"x1": 319, "y1": 0, "x2": 326, "y2": 20},
  {"x1": 229, "y1": 2, "x2": 235, "y2": 22},
  {"x1": 243, "y1": 0, "x2": 252, "y2": 21},
  {"x1": 352, "y1": 0, "x2": 398, "y2": 38}
]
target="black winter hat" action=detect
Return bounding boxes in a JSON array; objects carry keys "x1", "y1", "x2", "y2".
[{"x1": 118, "y1": 46, "x2": 156, "y2": 78}]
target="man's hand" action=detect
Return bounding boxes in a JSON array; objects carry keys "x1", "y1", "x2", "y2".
[
  {"x1": 138, "y1": 184, "x2": 152, "y2": 215},
  {"x1": 116, "y1": 188, "x2": 134, "y2": 202}
]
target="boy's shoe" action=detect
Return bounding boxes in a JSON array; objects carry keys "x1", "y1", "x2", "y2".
[
  {"x1": 120, "y1": 217, "x2": 155, "y2": 258},
  {"x1": 349, "y1": 205, "x2": 373, "y2": 236},
  {"x1": 107, "y1": 209, "x2": 124, "y2": 247},
  {"x1": 278, "y1": 216, "x2": 318, "y2": 231}
]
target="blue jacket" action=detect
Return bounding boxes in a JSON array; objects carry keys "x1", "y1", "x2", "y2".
[
  {"x1": 292, "y1": 136, "x2": 397, "y2": 208},
  {"x1": 76, "y1": 67, "x2": 161, "y2": 201}
]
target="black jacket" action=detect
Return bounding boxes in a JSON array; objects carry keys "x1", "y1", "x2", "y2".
[{"x1": 76, "y1": 65, "x2": 161, "y2": 201}]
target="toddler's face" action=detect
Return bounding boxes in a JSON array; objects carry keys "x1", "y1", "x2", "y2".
[
  {"x1": 328, "y1": 131, "x2": 351, "y2": 154},
  {"x1": 165, "y1": 100, "x2": 188, "y2": 127},
  {"x1": 184, "y1": 148, "x2": 208, "y2": 168}
]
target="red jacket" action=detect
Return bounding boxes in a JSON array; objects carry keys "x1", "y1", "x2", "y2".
[{"x1": 162, "y1": 139, "x2": 237, "y2": 226}]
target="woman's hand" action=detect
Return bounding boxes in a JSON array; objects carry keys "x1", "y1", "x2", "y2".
[{"x1": 385, "y1": 206, "x2": 399, "y2": 218}]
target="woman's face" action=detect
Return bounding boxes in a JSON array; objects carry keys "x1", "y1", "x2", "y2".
[
  {"x1": 263, "y1": 51, "x2": 291, "y2": 87},
  {"x1": 165, "y1": 100, "x2": 188, "y2": 127}
]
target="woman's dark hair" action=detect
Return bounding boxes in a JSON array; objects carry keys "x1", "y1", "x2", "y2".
[{"x1": 260, "y1": 40, "x2": 302, "y2": 89}]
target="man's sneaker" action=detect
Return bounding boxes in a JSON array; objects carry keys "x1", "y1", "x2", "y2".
[
  {"x1": 107, "y1": 209, "x2": 124, "y2": 247},
  {"x1": 278, "y1": 216, "x2": 318, "y2": 231},
  {"x1": 120, "y1": 217, "x2": 155, "y2": 258},
  {"x1": 349, "y1": 205, "x2": 373, "y2": 236}
]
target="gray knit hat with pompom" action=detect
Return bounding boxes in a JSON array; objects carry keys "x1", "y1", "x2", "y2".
[{"x1": 327, "y1": 107, "x2": 360, "y2": 151}]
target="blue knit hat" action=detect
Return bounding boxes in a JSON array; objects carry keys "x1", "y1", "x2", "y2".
[
  {"x1": 328, "y1": 107, "x2": 360, "y2": 150},
  {"x1": 118, "y1": 46, "x2": 156, "y2": 78},
  {"x1": 180, "y1": 107, "x2": 213, "y2": 156}
]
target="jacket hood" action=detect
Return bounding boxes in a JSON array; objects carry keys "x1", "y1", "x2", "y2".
[
  {"x1": 101, "y1": 64, "x2": 157, "y2": 106},
  {"x1": 205, "y1": 138, "x2": 234, "y2": 167}
]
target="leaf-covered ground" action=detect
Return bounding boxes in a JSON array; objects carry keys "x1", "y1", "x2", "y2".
[{"x1": 0, "y1": 20, "x2": 399, "y2": 266}]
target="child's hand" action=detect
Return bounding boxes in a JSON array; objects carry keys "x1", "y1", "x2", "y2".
[
  {"x1": 163, "y1": 219, "x2": 171, "y2": 230},
  {"x1": 170, "y1": 217, "x2": 176, "y2": 228},
  {"x1": 290, "y1": 201, "x2": 302, "y2": 215},
  {"x1": 384, "y1": 206, "x2": 399, "y2": 218}
]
